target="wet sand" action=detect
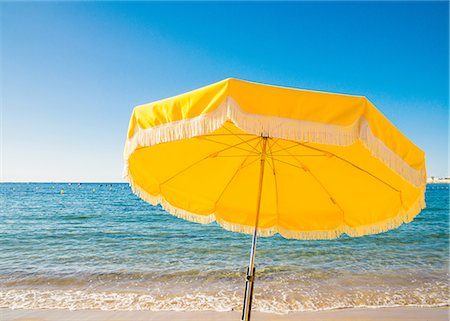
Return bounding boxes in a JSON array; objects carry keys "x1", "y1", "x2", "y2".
[{"x1": 1, "y1": 307, "x2": 448, "y2": 321}]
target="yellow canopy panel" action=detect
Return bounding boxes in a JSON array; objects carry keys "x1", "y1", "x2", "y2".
[{"x1": 124, "y1": 78, "x2": 426, "y2": 240}]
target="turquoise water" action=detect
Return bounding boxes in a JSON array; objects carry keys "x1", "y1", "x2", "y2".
[{"x1": 0, "y1": 183, "x2": 448, "y2": 313}]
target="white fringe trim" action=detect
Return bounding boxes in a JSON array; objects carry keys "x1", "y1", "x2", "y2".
[
  {"x1": 127, "y1": 175, "x2": 426, "y2": 240},
  {"x1": 124, "y1": 97, "x2": 425, "y2": 187}
]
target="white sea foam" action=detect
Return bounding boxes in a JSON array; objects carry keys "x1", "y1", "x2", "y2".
[{"x1": 1, "y1": 287, "x2": 448, "y2": 314}]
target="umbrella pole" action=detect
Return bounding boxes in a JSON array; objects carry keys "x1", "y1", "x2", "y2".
[{"x1": 242, "y1": 136, "x2": 268, "y2": 321}]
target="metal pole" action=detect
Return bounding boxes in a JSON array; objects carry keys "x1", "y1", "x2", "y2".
[{"x1": 242, "y1": 136, "x2": 268, "y2": 321}]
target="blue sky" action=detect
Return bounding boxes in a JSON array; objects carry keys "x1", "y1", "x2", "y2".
[{"x1": 1, "y1": 1, "x2": 448, "y2": 182}]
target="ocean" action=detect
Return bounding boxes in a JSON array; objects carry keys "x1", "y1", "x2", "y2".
[{"x1": 0, "y1": 183, "x2": 448, "y2": 313}]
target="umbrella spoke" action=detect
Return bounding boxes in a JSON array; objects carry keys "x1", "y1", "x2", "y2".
[
  {"x1": 284, "y1": 139, "x2": 401, "y2": 193},
  {"x1": 269, "y1": 141, "x2": 304, "y2": 154},
  {"x1": 269, "y1": 154, "x2": 345, "y2": 216},
  {"x1": 200, "y1": 133, "x2": 255, "y2": 136},
  {"x1": 271, "y1": 154, "x2": 327, "y2": 157},
  {"x1": 214, "y1": 152, "x2": 256, "y2": 207},
  {"x1": 160, "y1": 137, "x2": 260, "y2": 185},
  {"x1": 269, "y1": 138, "x2": 280, "y2": 149},
  {"x1": 214, "y1": 139, "x2": 265, "y2": 206},
  {"x1": 224, "y1": 126, "x2": 262, "y2": 154},
  {"x1": 197, "y1": 136, "x2": 259, "y2": 155},
  {"x1": 270, "y1": 140, "x2": 345, "y2": 213},
  {"x1": 214, "y1": 155, "x2": 260, "y2": 158},
  {"x1": 241, "y1": 157, "x2": 261, "y2": 169},
  {"x1": 267, "y1": 139, "x2": 280, "y2": 220}
]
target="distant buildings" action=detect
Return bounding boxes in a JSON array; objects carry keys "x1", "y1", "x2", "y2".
[{"x1": 427, "y1": 176, "x2": 450, "y2": 184}]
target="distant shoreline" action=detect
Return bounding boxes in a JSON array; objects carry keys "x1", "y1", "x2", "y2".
[{"x1": 426, "y1": 179, "x2": 450, "y2": 184}]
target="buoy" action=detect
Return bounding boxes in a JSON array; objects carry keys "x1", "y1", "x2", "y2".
[{"x1": 92, "y1": 188, "x2": 96, "y2": 193}]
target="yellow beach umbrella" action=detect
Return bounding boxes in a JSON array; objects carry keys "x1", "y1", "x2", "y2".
[{"x1": 123, "y1": 78, "x2": 426, "y2": 320}]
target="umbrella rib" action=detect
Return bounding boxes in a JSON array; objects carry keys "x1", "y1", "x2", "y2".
[
  {"x1": 224, "y1": 126, "x2": 262, "y2": 154},
  {"x1": 240, "y1": 139, "x2": 264, "y2": 169},
  {"x1": 200, "y1": 133, "x2": 255, "y2": 136},
  {"x1": 270, "y1": 141, "x2": 345, "y2": 214},
  {"x1": 272, "y1": 154, "x2": 327, "y2": 157},
  {"x1": 213, "y1": 153, "x2": 254, "y2": 208},
  {"x1": 269, "y1": 155, "x2": 345, "y2": 216},
  {"x1": 271, "y1": 138, "x2": 280, "y2": 148},
  {"x1": 214, "y1": 155, "x2": 260, "y2": 158},
  {"x1": 241, "y1": 157, "x2": 261, "y2": 169},
  {"x1": 266, "y1": 138, "x2": 280, "y2": 174},
  {"x1": 267, "y1": 139, "x2": 280, "y2": 223},
  {"x1": 160, "y1": 137, "x2": 260, "y2": 185},
  {"x1": 214, "y1": 138, "x2": 264, "y2": 207},
  {"x1": 265, "y1": 139, "x2": 279, "y2": 173},
  {"x1": 210, "y1": 136, "x2": 261, "y2": 159},
  {"x1": 284, "y1": 139, "x2": 401, "y2": 193},
  {"x1": 269, "y1": 141, "x2": 304, "y2": 154},
  {"x1": 197, "y1": 137, "x2": 259, "y2": 155}
]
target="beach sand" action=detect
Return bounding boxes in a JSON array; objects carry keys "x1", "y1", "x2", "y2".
[{"x1": 1, "y1": 307, "x2": 448, "y2": 321}]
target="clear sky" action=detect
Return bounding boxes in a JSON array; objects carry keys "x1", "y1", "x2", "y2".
[{"x1": 1, "y1": 1, "x2": 448, "y2": 182}]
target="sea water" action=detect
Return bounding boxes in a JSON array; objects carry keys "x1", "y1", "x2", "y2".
[{"x1": 0, "y1": 183, "x2": 448, "y2": 313}]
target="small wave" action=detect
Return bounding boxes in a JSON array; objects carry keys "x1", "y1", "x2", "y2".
[
  {"x1": 62, "y1": 215, "x2": 97, "y2": 220},
  {"x1": 0, "y1": 269, "x2": 248, "y2": 287},
  {"x1": 1, "y1": 286, "x2": 448, "y2": 314}
]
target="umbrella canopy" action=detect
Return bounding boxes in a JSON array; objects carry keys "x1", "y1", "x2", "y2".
[
  {"x1": 123, "y1": 78, "x2": 426, "y2": 320},
  {"x1": 124, "y1": 78, "x2": 425, "y2": 239}
]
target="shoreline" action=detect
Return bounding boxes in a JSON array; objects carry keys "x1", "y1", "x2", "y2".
[{"x1": 1, "y1": 307, "x2": 448, "y2": 321}]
